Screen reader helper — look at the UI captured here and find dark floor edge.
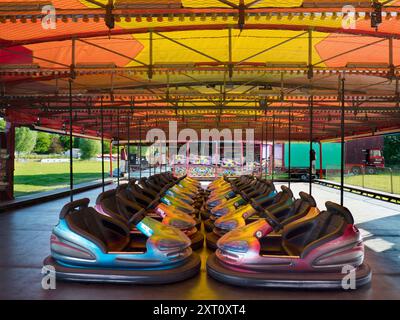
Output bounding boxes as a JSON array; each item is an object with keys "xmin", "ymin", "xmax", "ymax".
[
  {"xmin": 314, "ymin": 179, "xmax": 400, "ymax": 205},
  {"xmin": 0, "ymin": 180, "xmax": 114, "ymax": 212}
]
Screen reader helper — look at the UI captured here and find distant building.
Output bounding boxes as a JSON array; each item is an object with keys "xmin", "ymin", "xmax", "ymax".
[{"xmin": 64, "ymin": 148, "xmax": 81, "ymax": 159}]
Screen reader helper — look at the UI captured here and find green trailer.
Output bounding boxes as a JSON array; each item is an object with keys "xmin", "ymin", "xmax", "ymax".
[{"xmin": 283, "ymin": 142, "xmax": 341, "ymax": 170}]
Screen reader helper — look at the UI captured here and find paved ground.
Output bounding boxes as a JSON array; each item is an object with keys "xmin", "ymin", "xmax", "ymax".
[
  {"xmin": 283, "ymin": 182, "xmax": 400, "ymax": 272},
  {"xmin": 0, "ymin": 182, "xmax": 399, "ymax": 300}
]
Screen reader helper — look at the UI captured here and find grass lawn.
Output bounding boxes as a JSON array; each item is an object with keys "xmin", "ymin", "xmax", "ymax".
[
  {"xmin": 14, "ymin": 160, "xmax": 115, "ymax": 197},
  {"xmin": 261, "ymin": 171, "xmax": 400, "ymax": 195},
  {"xmin": 329, "ymin": 174, "xmax": 400, "ymax": 195}
]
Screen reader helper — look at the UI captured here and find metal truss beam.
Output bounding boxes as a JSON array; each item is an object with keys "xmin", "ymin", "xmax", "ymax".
[{"xmin": 3, "ymin": 24, "xmax": 400, "ymax": 49}]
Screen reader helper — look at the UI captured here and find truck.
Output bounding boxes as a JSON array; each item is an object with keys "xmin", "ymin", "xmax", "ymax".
[
  {"xmin": 270, "ymin": 136, "xmax": 385, "ymax": 178},
  {"xmin": 345, "ymin": 136, "xmax": 385, "ymax": 175}
]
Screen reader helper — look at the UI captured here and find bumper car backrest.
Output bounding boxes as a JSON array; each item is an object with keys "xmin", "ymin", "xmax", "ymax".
[
  {"xmin": 126, "ymin": 183, "xmax": 153, "ymax": 207},
  {"xmin": 270, "ymin": 185, "xmax": 293, "ymax": 205},
  {"xmin": 159, "ymin": 173, "xmax": 174, "ymax": 185},
  {"xmin": 116, "ymin": 186, "xmax": 145, "ymax": 220},
  {"xmin": 154, "ymin": 174, "xmax": 168, "ymax": 186},
  {"xmin": 264, "ymin": 181, "xmax": 276, "ymax": 193},
  {"xmin": 232, "ymin": 176, "xmax": 252, "ymax": 190},
  {"xmin": 255, "ymin": 183, "xmax": 268, "ymax": 195},
  {"xmin": 325, "ymin": 201, "xmax": 354, "ymax": 224},
  {"xmin": 62, "ymin": 200, "xmax": 130, "ymax": 252},
  {"xmin": 127, "ymin": 179, "xmax": 137, "ymax": 188},
  {"xmin": 138, "ymin": 178, "xmax": 159, "ymax": 196},
  {"xmin": 60, "ymin": 198, "xmax": 90, "ymax": 219},
  {"xmin": 282, "ymin": 202, "xmax": 354, "ymax": 258},
  {"xmin": 96, "ymin": 189, "xmax": 127, "ymax": 224},
  {"xmin": 278, "ymin": 192, "xmax": 317, "ymax": 225},
  {"xmin": 258, "ymin": 185, "xmax": 294, "ymax": 214},
  {"xmin": 137, "ymin": 178, "xmax": 158, "ymax": 197},
  {"xmin": 147, "ymin": 177, "xmax": 164, "ymax": 192}
]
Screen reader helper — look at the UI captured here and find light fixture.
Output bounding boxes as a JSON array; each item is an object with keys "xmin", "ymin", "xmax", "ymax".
[
  {"xmin": 75, "ymin": 63, "xmax": 117, "ymax": 69},
  {"xmin": 0, "ymin": 64, "xmax": 40, "ymax": 69},
  {"xmin": 265, "ymin": 62, "xmax": 307, "ymax": 68},
  {"xmin": 371, "ymin": 1, "xmax": 383, "ymax": 30},
  {"xmin": 345, "ymin": 62, "xmax": 389, "ymax": 68}
]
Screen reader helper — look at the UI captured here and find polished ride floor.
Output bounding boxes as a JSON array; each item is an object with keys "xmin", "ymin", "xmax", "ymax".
[{"xmin": 0, "ymin": 182, "xmax": 399, "ymax": 300}]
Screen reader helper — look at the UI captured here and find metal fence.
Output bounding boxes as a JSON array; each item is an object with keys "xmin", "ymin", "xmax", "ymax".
[{"xmin": 325, "ymin": 165, "xmax": 400, "ymax": 195}]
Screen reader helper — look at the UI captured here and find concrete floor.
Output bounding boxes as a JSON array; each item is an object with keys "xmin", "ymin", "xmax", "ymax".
[{"xmin": 0, "ymin": 182, "xmax": 399, "ymax": 300}]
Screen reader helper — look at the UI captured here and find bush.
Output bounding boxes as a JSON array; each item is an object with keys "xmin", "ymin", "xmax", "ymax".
[
  {"xmin": 80, "ymin": 139, "xmax": 100, "ymax": 160},
  {"xmin": 34, "ymin": 132, "xmax": 52, "ymax": 154},
  {"xmin": 384, "ymin": 134, "xmax": 400, "ymax": 167},
  {"xmin": 0, "ymin": 118, "xmax": 5, "ymax": 131},
  {"xmin": 15, "ymin": 127, "xmax": 38, "ymax": 154},
  {"xmin": 49, "ymin": 136, "xmax": 63, "ymax": 154},
  {"xmin": 59, "ymin": 135, "xmax": 74, "ymax": 151}
]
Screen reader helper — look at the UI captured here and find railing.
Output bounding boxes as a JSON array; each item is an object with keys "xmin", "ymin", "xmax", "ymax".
[{"xmin": 325, "ymin": 165, "xmax": 400, "ymax": 195}]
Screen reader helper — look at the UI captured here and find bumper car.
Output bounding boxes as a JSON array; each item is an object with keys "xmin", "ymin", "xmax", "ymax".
[
  {"xmin": 44, "ymin": 198, "xmax": 201, "ymax": 284},
  {"xmin": 206, "ymin": 176, "xmax": 251, "ymax": 199},
  {"xmin": 206, "ymin": 176, "xmax": 253, "ymax": 202},
  {"xmin": 141, "ymin": 176, "xmax": 204, "ymax": 216},
  {"xmin": 154, "ymin": 173, "xmax": 202, "ymax": 197},
  {"xmin": 207, "ymin": 201, "xmax": 371, "ymax": 289},
  {"xmin": 207, "ymin": 178, "xmax": 271, "ymax": 211},
  {"xmin": 96, "ymin": 186, "xmax": 204, "ymax": 250},
  {"xmin": 201, "ymin": 176, "xmax": 255, "ymax": 220},
  {"xmin": 203, "ymin": 181, "xmax": 277, "ymax": 232},
  {"xmin": 129, "ymin": 180, "xmax": 202, "ymax": 230},
  {"xmin": 205, "ymin": 185, "xmax": 292, "ymax": 248},
  {"xmin": 138, "ymin": 177, "xmax": 204, "ymax": 211}
]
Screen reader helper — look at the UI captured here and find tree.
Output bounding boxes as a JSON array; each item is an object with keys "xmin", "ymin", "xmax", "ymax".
[
  {"xmin": 15, "ymin": 127, "xmax": 37, "ymax": 154},
  {"xmin": 74, "ymin": 137, "xmax": 81, "ymax": 148},
  {"xmin": 59, "ymin": 135, "xmax": 74, "ymax": 151},
  {"xmin": 49, "ymin": 136, "xmax": 63, "ymax": 154},
  {"xmin": 384, "ymin": 134, "xmax": 400, "ymax": 167},
  {"xmin": 0, "ymin": 118, "xmax": 5, "ymax": 131},
  {"xmin": 34, "ymin": 132, "xmax": 52, "ymax": 154},
  {"xmin": 102, "ymin": 141, "xmax": 118, "ymax": 154},
  {"xmin": 80, "ymin": 138, "xmax": 100, "ymax": 160}
]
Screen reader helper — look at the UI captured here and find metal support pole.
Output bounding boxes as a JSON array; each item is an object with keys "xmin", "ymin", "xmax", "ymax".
[
  {"xmin": 362, "ymin": 166, "xmax": 365, "ymax": 189},
  {"xmin": 307, "ymin": 29, "xmax": 313, "ymax": 79},
  {"xmin": 319, "ymin": 141, "xmax": 323, "ymax": 179},
  {"xmin": 68, "ymin": 37, "xmax": 76, "ymax": 202},
  {"xmin": 272, "ymin": 113, "xmax": 275, "ymax": 182},
  {"xmin": 309, "ymin": 95, "xmax": 313, "ymax": 195},
  {"xmin": 148, "ymin": 30, "xmax": 153, "ymax": 80},
  {"xmin": 109, "ymin": 140, "xmax": 113, "ymax": 178},
  {"xmin": 159, "ymin": 141, "xmax": 161, "ymax": 173},
  {"xmin": 127, "ymin": 129, "xmax": 131, "ymax": 181},
  {"xmin": 265, "ymin": 116, "xmax": 268, "ymax": 179},
  {"xmin": 340, "ymin": 77, "xmax": 346, "ymax": 206},
  {"xmin": 390, "ymin": 168, "xmax": 394, "ymax": 194},
  {"xmin": 150, "ymin": 155, "xmax": 152, "ymax": 176},
  {"xmin": 101, "ymin": 97, "xmax": 105, "ymax": 192},
  {"xmin": 117, "ymin": 108, "xmax": 120, "ymax": 186},
  {"xmin": 68, "ymin": 80, "xmax": 74, "ymax": 202},
  {"xmin": 228, "ymin": 27, "xmax": 233, "ymax": 79},
  {"xmin": 262, "ymin": 123, "xmax": 265, "ymax": 178},
  {"xmin": 128, "ymin": 100, "xmax": 132, "ymax": 181},
  {"xmin": 165, "ymin": 145, "xmax": 168, "ymax": 173},
  {"xmin": 389, "ymin": 37, "xmax": 394, "ymax": 78},
  {"xmin": 288, "ymin": 105, "xmax": 292, "ymax": 188},
  {"xmin": 139, "ymin": 121, "xmax": 142, "ymax": 179},
  {"xmin": 396, "ymin": 77, "xmax": 400, "ymax": 109}
]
